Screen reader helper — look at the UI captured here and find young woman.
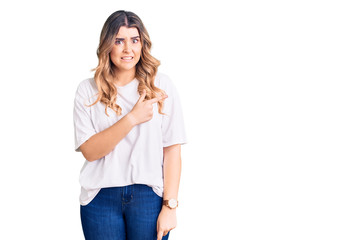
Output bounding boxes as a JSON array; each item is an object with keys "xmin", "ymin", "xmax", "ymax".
[{"xmin": 73, "ymin": 10, "xmax": 187, "ymax": 240}]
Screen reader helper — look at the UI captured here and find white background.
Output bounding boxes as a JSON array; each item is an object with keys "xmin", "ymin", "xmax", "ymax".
[{"xmin": 0, "ymin": 0, "xmax": 358, "ymax": 239}]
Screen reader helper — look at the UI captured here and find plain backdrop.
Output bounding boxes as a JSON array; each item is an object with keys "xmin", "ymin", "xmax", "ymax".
[{"xmin": 0, "ymin": 0, "xmax": 358, "ymax": 239}]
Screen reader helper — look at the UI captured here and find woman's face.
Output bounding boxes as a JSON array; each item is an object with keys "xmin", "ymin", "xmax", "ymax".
[{"xmin": 110, "ymin": 26, "xmax": 142, "ymax": 74}]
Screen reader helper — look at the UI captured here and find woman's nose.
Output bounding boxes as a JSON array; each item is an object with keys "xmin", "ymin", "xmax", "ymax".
[{"xmin": 123, "ymin": 42, "xmax": 131, "ymax": 52}]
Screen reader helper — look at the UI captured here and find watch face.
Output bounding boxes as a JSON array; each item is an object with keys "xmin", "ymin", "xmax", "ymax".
[{"xmin": 169, "ymin": 199, "xmax": 177, "ymax": 208}]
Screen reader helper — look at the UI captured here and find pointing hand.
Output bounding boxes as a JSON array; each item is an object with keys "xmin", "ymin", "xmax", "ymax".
[{"xmin": 127, "ymin": 90, "xmax": 168, "ymax": 125}]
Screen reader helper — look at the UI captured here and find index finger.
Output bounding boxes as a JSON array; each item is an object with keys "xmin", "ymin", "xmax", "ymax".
[
  {"xmin": 157, "ymin": 230, "xmax": 163, "ymax": 240},
  {"xmin": 147, "ymin": 94, "xmax": 168, "ymax": 104}
]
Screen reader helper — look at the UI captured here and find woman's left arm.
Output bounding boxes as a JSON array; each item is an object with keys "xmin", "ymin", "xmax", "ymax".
[{"xmin": 156, "ymin": 144, "xmax": 181, "ymax": 240}]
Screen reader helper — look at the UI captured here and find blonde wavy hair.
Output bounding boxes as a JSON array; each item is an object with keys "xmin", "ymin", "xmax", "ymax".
[{"xmin": 88, "ymin": 10, "xmax": 166, "ymax": 116}]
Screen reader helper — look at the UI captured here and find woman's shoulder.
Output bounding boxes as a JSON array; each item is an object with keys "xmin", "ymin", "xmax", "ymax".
[
  {"xmin": 78, "ymin": 77, "xmax": 96, "ymax": 89},
  {"xmin": 155, "ymin": 72, "xmax": 175, "ymax": 89},
  {"xmin": 76, "ymin": 77, "xmax": 97, "ymax": 94},
  {"xmin": 74, "ymin": 78, "xmax": 98, "ymax": 102}
]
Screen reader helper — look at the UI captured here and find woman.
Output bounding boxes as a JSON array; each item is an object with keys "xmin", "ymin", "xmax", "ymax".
[{"xmin": 73, "ymin": 10, "xmax": 187, "ymax": 240}]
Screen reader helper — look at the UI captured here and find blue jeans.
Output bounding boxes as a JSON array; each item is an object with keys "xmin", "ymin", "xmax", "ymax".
[{"xmin": 80, "ymin": 184, "xmax": 170, "ymax": 240}]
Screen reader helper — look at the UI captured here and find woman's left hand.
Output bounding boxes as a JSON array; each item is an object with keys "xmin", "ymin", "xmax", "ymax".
[{"xmin": 157, "ymin": 206, "xmax": 177, "ymax": 240}]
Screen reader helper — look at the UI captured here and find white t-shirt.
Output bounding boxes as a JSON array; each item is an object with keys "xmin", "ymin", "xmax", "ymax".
[{"xmin": 73, "ymin": 72, "xmax": 187, "ymax": 206}]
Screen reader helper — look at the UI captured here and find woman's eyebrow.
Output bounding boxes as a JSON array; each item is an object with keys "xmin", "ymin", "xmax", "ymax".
[{"xmin": 116, "ymin": 36, "xmax": 140, "ymax": 40}]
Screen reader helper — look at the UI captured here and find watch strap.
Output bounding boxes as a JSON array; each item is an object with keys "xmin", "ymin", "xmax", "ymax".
[{"xmin": 163, "ymin": 199, "xmax": 178, "ymax": 209}]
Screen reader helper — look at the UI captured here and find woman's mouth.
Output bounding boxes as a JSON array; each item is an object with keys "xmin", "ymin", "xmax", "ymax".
[{"xmin": 121, "ymin": 56, "xmax": 134, "ymax": 61}]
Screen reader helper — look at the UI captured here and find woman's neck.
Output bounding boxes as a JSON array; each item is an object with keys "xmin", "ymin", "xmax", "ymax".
[{"xmin": 113, "ymin": 68, "xmax": 136, "ymax": 86}]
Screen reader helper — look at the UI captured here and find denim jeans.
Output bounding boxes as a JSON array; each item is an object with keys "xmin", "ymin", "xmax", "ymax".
[{"xmin": 80, "ymin": 184, "xmax": 170, "ymax": 240}]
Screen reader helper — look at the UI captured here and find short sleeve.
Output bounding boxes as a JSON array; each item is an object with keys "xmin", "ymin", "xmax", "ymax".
[
  {"xmin": 161, "ymin": 75, "xmax": 188, "ymax": 147},
  {"xmin": 73, "ymin": 82, "xmax": 97, "ymax": 152}
]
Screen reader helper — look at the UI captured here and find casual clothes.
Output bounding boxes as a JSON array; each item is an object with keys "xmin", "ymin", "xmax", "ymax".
[
  {"xmin": 73, "ymin": 72, "xmax": 187, "ymax": 206},
  {"xmin": 80, "ymin": 184, "xmax": 170, "ymax": 240}
]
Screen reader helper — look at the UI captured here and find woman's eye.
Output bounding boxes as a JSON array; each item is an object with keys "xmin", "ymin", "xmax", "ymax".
[{"xmin": 115, "ymin": 39, "xmax": 139, "ymax": 45}]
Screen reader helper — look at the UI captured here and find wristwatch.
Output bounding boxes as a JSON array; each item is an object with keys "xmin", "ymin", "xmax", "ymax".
[{"xmin": 163, "ymin": 198, "xmax": 178, "ymax": 209}]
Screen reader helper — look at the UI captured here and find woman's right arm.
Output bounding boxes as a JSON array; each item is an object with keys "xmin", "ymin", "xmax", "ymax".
[
  {"xmin": 79, "ymin": 90, "xmax": 167, "ymax": 162},
  {"xmin": 80, "ymin": 113, "xmax": 135, "ymax": 162}
]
